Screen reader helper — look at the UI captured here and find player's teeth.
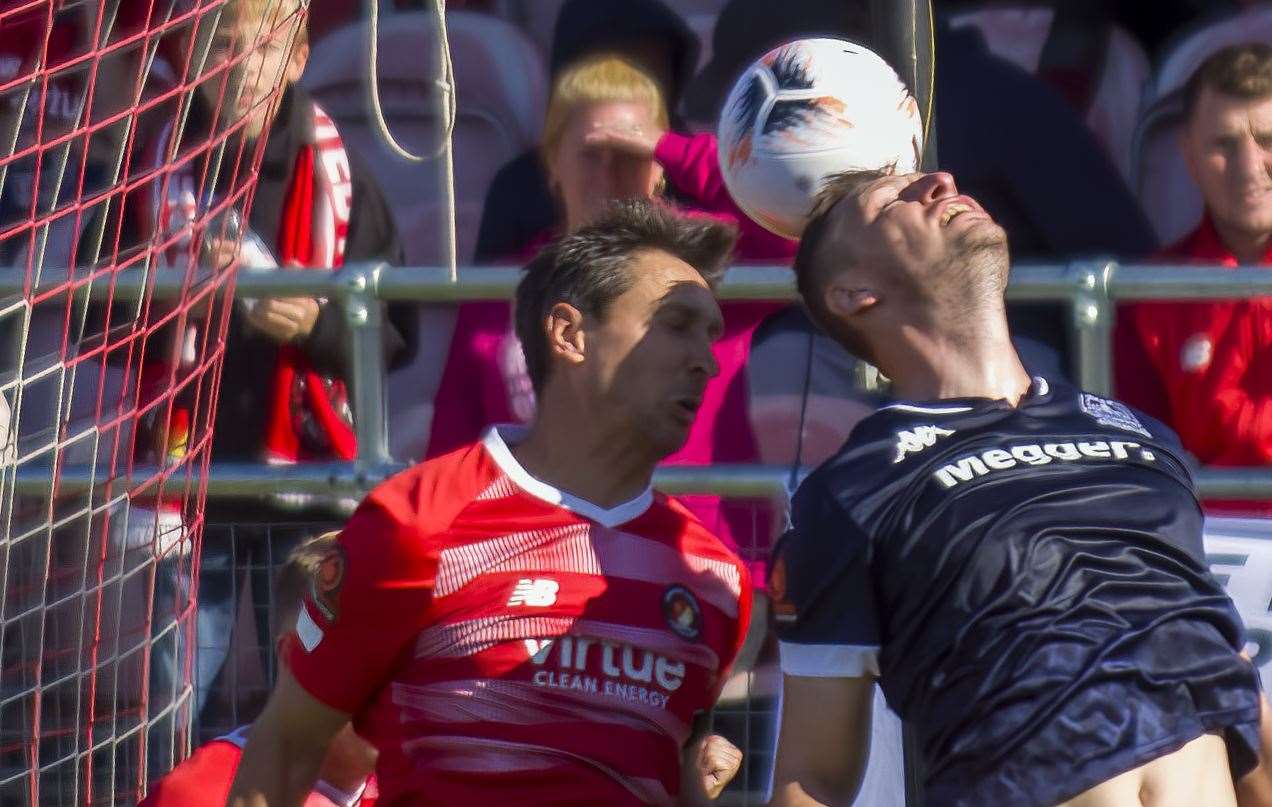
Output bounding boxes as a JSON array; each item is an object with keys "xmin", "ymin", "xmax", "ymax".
[{"xmin": 941, "ymin": 204, "xmax": 970, "ymax": 226}]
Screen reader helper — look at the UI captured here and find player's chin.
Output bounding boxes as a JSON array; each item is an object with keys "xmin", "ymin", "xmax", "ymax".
[
  {"xmin": 953, "ymin": 219, "xmax": 1007, "ymax": 253},
  {"xmin": 646, "ymin": 415, "xmax": 695, "ymax": 458}
]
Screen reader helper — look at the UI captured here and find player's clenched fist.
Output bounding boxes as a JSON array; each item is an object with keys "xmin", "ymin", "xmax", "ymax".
[{"xmin": 697, "ymin": 734, "xmax": 743, "ymax": 799}]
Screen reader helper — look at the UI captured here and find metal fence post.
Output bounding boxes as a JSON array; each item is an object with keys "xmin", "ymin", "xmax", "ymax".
[
  {"xmin": 341, "ymin": 262, "xmax": 390, "ymax": 468},
  {"xmin": 1068, "ymin": 260, "xmax": 1116, "ymax": 396}
]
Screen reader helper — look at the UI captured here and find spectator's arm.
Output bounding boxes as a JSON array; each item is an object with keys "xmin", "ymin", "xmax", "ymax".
[
  {"xmin": 226, "ymin": 668, "xmax": 349, "ymax": 807},
  {"xmin": 654, "ymin": 131, "xmax": 796, "ymax": 261},
  {"xmin": 1200, "ymin": 302, "xmax": 1272, "ymax": 465},
  {"xmin": 654, "ymin": 131, "xmax": 730, "ymax": 207}
]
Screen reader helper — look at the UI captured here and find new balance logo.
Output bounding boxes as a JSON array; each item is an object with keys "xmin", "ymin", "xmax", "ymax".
[
  {"xmin": 507, "ymin": 578, "xmax": 559, "ymax": 607},
  {"xmin": 895, "ymin": 425, "xmax": 955, "ymax": 463}
]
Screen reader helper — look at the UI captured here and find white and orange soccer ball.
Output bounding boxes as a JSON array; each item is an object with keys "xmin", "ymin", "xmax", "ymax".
[{"xmin": 717, "ymin": 37, "xmax": 925, "ymax": 239}]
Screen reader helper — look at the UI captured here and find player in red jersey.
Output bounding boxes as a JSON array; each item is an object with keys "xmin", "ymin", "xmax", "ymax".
[
  {"xmin": 229, "ymin": 200, "xmax": 752, "ymax": 806},
  {"xmin": 143, "ymin": 533, "xmax": 379, "ymax": 807}
]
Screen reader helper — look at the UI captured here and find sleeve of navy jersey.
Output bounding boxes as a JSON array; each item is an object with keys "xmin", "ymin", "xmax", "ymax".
[{"xmin": 770, "ymin": 477, "xmax": 881, "ymax": 678}]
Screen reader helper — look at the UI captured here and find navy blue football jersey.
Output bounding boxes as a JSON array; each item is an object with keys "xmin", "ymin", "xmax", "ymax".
[{"xmin": 773, "ymin": 378, "xmax": 1263, "ymax": 807}]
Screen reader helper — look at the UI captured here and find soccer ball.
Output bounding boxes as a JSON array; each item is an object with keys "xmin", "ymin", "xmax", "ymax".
[{"xmin": 717, "ymin": 37, "xmax": 924, "ymax": 239}]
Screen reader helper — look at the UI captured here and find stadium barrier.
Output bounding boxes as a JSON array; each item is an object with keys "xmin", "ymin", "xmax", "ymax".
[{"xmin": 6, "ymin": 260, "xmax": 1272, "ymax": 502}]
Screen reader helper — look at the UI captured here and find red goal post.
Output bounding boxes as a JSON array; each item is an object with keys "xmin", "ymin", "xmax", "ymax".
[{"xmin": 0, "ymin": 1, "xmax": 303, "ymax": 803}]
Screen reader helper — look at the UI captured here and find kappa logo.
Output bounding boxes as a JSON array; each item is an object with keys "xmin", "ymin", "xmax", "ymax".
[
  {"xmin": 1079, "ymin": 393, "xmax": 1151, "ymax": 438},
  {"xmin": 507, "ymin": 578, "xmax": 560, "ymax": 607},
  {"xmin": 894, "ymin": 425, "xmax": 955, "ymax": 463}
]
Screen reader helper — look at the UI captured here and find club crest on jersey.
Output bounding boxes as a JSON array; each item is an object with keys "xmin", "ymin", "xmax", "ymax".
[
  {"xmin": 309, "ymin": 543, "xmax": 346, "ymax": 622},
  {"xmin": 663, "ymin": 585, "xmax": 702, "ymax": 640},
  {"xmin": 1079, "ymin": 393, "xmax": 1150, "ymax": 438},
  {"xmin": 894, "ymin": 425, "xmax": 955, "ymax": 463}
]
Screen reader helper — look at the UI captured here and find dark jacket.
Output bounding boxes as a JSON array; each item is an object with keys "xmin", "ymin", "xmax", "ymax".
[
  {"xmin": 211, "ymin": 85, "xmax": 410, "ymax": 460},
  {"xmin": 82, "ymin": 84, "xmax": 411, "ymax": 463},
  {"xmin": 472, "ymin": 0, "xmax": 699, "ymax": 262}
]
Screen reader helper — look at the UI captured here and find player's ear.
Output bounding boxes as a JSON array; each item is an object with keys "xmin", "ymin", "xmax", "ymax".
[
  {"xmin": 545, "ymin": 302, "xmax": 587, "ymax": 368},
  {"xmin": 823, "ymin": 279, "xmax": 879, "ymax": 321}
]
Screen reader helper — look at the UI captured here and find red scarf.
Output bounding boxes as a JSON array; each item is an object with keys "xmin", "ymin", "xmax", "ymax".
[
  {"xmin": 262, "ymin": 104, "xmax": 356, "ymax": 463},
  {"xmin": 140, "ymin": 102, "xmax": 355, "ymax": 471}
]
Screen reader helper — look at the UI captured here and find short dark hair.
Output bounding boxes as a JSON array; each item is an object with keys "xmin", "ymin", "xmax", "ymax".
[
  {"xmin": 793, "ymin": 168, "xmax": 894, "ymax": 327},
  {"xmin": 271, "ymin": 531, "xmax": 340, "ymax": 642},
  {"xmin": 514, "ymin": 199, "xmax": 738, "ymax": 395},
  {"xmin": 1183, "ymin": 43, "xmax": 1272, "ymax": 119}
]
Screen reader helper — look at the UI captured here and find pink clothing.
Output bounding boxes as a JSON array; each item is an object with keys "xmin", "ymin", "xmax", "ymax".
[
  {"xmin": 653, "ymin": 131, "xmax": 799, "ymax": 260},
  {"xmin": 430, "ymin": 132, "xmax": 797, "ymax": 576}
]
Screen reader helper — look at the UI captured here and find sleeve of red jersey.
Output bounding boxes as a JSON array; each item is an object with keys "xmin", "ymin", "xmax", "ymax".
[
  {"xmin": 709, "ymin": 561, "xmax": 754, "ymax": 704},
  {"xmin": 287, "ymin": 497, "xmax": 437, "ymax": 714},
  {"xmin": 1203, "ymin": 300, "xmax": 1272, "ymax": 465}
]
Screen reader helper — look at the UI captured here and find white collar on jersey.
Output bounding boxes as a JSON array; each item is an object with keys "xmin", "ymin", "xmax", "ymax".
[
  {"xmin": 481, "ymin": 425, "xmax": 654, "ymax": 528},
  {"xmin": 877, "ymin": 376, "xmax": 1050, "ymax": 415}
]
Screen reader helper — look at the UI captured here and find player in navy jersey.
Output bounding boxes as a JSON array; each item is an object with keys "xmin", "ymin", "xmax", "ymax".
[{"xmin": 768, "ymin": 169, "xmax": 1272, "ymax": 807}]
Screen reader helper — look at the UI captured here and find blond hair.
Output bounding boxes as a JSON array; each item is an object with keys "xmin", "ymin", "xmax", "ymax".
[
  {"xmin": 541, "ymin": 55, "xmax": 669, "ymax": 172},
  {"xmin": 226, "ymin": 0, "xmax": 308, "ymax": 48}
]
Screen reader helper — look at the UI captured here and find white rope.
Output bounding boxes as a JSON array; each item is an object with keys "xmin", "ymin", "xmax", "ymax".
[
  {"xmin": 366, "ymin": 0, "xmax": 456, "ymax": 160},
  {"xmin": 367, "ymin": 0, "xmax": 458, "ymax": 279}
]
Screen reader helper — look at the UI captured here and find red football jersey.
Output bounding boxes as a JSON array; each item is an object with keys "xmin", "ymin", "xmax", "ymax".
[
  {"xmin": 288, "ymin": 426, "xmax": 752, "ymax": 806},
  {"xmin": 139, "ymin": 726, "xmax": 376, "ymax": 807}
]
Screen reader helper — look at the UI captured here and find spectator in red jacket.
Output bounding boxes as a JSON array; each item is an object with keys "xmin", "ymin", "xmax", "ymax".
[
  {"xmin": 1117, "ymin": 43, "xmax": 1272, "ymax": 510},
  {"xmin": 141, "ymin": 532, "xmax": 380, "ymax": 807}
]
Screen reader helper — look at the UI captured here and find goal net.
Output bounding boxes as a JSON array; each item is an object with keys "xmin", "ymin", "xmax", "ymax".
[{"xmin": 0, "ymin": 1, "xmax": 302, "ymax": 803}]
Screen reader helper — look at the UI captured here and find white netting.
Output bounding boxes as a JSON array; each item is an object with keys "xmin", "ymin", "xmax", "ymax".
[{"xmin": 0, "ymin": 1, "xmax": 302, "ymax": 802}]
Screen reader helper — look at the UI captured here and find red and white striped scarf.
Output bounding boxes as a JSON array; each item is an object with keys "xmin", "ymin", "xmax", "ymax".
[{"xmin": 142, "ymin": 102, "xmax": 356, "ymax": 468}]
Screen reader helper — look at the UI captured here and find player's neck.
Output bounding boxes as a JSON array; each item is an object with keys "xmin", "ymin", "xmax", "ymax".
[
  {"xmin": 511, "ymin": 407, "xmax": 658, "ymax": 510},
  {"xmin": 882, "ymin": 321, "xmax": 1032, "ymax": 405}
]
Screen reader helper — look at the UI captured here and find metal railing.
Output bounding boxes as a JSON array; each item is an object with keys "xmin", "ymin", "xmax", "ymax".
[{"xmin": 7, "ymin": 260, "xmax": 1272, "ymax": 502}]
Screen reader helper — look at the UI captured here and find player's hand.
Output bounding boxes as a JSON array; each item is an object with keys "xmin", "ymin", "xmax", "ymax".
[
  {"xmin": 582, "ymin": 121, "xmax": 665, "ymax": 160},
  {"xmin": 697, "ymin": 733, "xmax": 743, "ymax": 799}
]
